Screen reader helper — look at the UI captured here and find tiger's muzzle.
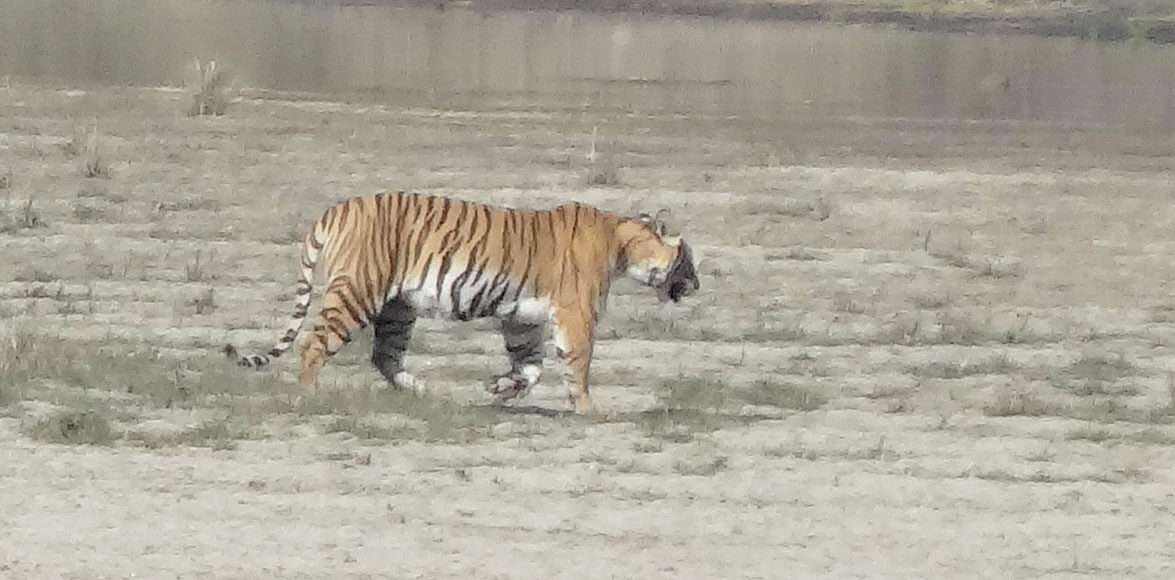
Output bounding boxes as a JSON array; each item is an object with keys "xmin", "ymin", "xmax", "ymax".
[{"xmin": 655, "ymin": 241, "xmax": 700, "ymax": 304}]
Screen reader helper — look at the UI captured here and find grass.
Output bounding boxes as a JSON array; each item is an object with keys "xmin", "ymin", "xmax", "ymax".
[
  {"xmin": 185, "ymin": 250, "xmax": 210, "ymax": 282},
  {"xmin": 0, "ymin": 198, "xmax": 46, "ymax": 233},
  {"xmin": 190, "ymin": 287, "xmax": 217, "ymax": 315},
  {"xmin": 22, "ymin": 408, "xmax": 117, "ymax": 446},
  {"xmin": 585, "ymin": 162, "xmax": 621, "ymax": 187},
  {"xmin": 738, "ymin": 379, "xmax": 826, "ymax": 411},
  {"xmin": 656, "ymin": 374, "xmax": 726, "ymax": 412},
  {"xmin": 81, "ymin": 125, "xmax": 109, "ymax": 178},
  {"xmin": 983, "ymin": 390, "xmax": 1057, "ymax": 417},
  {"xmin": 323, "ymin": 415, "xmax": 411, "ymax": 441},
  {"xmin": 766, "ymin": 246, "xmax": 823, "ymax": 261},
  {"xmin": 737, "ymin": 196, "xmax": 833, "ymax": 221},
  {"xmin": 912, "ymin": 354, "xmax": 1017, "ymax": 379},
  {"xmin": 1066, "ymin": 425, "xmax": 1115, "ymax": 443},
  {"xmin": 188, "ymin": 58, "xmax": 231, "ymax": 116},
  {"xmin": 1051, "ymin": 353, "xmax": 1138, "ymax": 396},
  {"xmin": 673, "ymin": 454, "xmax": 729, "ymax": 476},
  {"xmin": 125, "ymin": 418, "xmax": 250, "ymax": 450},
  {"xmin": 1, "ymin": 329, "xmax": 509, "ymax": 445}
]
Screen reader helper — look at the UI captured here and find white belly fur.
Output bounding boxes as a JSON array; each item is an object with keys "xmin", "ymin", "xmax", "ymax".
[{"xmin": 399, "ymin": 279, "xmax": 551, "ymax": 324}]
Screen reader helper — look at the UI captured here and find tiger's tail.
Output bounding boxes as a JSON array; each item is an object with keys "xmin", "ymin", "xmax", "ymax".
[{"xmin": 223, "ymin": 217, "xmax": 332, "ymax": 369}]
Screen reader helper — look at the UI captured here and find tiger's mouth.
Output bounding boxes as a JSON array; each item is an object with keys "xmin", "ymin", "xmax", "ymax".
[{"xmin": 655, "ymin": 242, "xmax": 699, "ymax": 304}]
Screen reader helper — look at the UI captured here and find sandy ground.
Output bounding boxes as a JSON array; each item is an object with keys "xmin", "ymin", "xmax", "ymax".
[{"xmin": 3, "ymin": 80, "xmax": 1175, "ymax": 578}]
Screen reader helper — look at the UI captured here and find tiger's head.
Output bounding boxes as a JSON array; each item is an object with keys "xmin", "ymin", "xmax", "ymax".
[{"xmin": 617, "ymin": 209, "xmax": 700, "ymax": 304}]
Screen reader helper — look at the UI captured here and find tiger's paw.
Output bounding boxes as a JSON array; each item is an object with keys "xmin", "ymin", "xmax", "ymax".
[
  {"xmin": 392, "ymin": 371, "xmax": 427, "ymax": 395},
  {"xmin": 486, "ymin": 371, "xmax": 536, "ymax": 402}
]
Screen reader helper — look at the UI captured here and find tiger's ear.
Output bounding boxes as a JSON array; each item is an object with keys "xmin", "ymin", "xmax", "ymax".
[
  {"xmin": 636, "ymin": 212, "xmax": 659, "ymax": 232},
  {"xmin": 654, "ymin": 208, "xmax": 677, "ymax": 236}
]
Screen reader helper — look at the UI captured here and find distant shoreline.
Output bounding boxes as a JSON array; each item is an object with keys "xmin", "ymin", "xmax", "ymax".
[{"xmin": 307, "ymin": 0, "xmax": 1175, "ymax": 44}]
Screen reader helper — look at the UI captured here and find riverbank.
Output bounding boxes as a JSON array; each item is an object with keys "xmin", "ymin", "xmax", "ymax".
[{"xmin": 334, "ymin": 0, "xmax": 1175, "ymax": 44}]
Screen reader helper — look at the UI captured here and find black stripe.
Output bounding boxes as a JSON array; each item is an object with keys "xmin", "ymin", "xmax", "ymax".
[
  {"xmin": 466, "ymin": 284, "xmax": 489, "ymax": 321},
  {"xmin": 436, "ymin": 247, "xmax": 458, "ymax": 298}
]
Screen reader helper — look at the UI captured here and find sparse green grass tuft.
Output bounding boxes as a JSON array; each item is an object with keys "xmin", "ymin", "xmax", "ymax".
[
  {"xmin": 81, "ymin": 126, "xmax": 109, "ymax": 178},
  {"xmin": 1, "ymin": 199, "xmax": 46, "ymax": 233},
  {"xmin": 23, "ymin": 408, "xmax": 117, "ymax": 446},
  {"xmin": 126, "ymin": 418, "xmax": 247, "ymax": 450},
  {"xmin": 767, "ymin": 246, "xmax": 822, "ymax": 261},
  {"xmin": 1067, "ymin": 425, "xmax": 1115, "ymax": 443},
  {"xmin": 1053, "ymin": 353, "xmax": 1137, "ymax": 396},
  {"xmin": 739, "ymin": 196, "xmax": 832, "ymax": 221},
  {"xmin": 738, "ymin": 379, "xmax": 826, "ymax": 411},
  {"xmin": 190, "ymin": 287, "xmax": 217, "ymax": 315},
  {"xmin": 673, "ymin": 454, "xmax": 729, "ymax": 476},
  {"xmin": 912, "ymin": 354, "xmax": 1017, "ymax": 379},
  {"xmin": 657, "ymin": 375, "xmax": 726, "ymax": 412},
  {"xmin": 585, "ymin": 162, "xmax": 621, "ymax": 187},
  {"xmin": 295, "ymin": 387, "xmax": 501, "ymax": 444},
  {"xmin": 324, "ymin": 416, "xmax": 409, "ymax": 441},
  {"xmin": 983, "ymin": 390, "xmax": 1056, "ymax": 417},
  {"xmin": 185, "ymin": 250, "xmax": 210, "ymax": 282}
]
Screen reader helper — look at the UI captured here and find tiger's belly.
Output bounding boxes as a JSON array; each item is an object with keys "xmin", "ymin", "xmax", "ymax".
[{"xmin": 399, "ymin": 287, "xmax": 551, "ymax": 324}]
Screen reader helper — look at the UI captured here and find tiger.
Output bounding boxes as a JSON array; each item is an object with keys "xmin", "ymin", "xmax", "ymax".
[{"xmin": 223, "ymin": 191, "xmax": 700, "ymax": 415}]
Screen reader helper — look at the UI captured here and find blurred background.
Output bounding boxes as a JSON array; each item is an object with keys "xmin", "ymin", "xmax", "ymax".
[{"xmin": 4, "ymin": 0, "xmax": 1175, "ymax": 131}]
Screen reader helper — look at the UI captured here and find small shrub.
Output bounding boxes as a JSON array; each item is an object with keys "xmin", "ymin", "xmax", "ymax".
[
  {"xmin": 23, "ymin": 408, "xmax": 116, "ymax": 446},
  {"xmin": 1, "ymin": 199, "xmax": 46, "ymax": 233},
  {"xmin": 190, "ymin": 288, "xmax": 216, "ymax": 315},
  {"xmin": 585, "ymin": 162, "xmax": 621, "ymax": 187},
  {"xmin": 983, "ymin": 390, "xmax": 1055, "ymax": 417},
  {"xmin": 324, "ymin": 416, "xmax": 405, "ymax": 441},
  {"xmin": 739, "ymin": 379, "xmax": 826, "ymax": 411},
  {"xmin": 71, "ymin": 202, "xmax": 108, "ymax": 223},
  {"xmin": 673, "ymin": 454, "xmax": 729, "ymax": 476},
  {"xmin": 1053, "ymin": 353, "xmax": 1137, "ymax": 396},
  {"xmin": 81, "ymin": 126, "xmax": 109, "ymax": 178},
  {"xmin": 913, "ymin": 354, "xmax": 1017, "ymax": 379},
  {"xmin": 832, "ymin": 291, "xmax": 866, "ymax": 314},
  {"xmin": 185, "ymin": 255, "xmax": 205, "ymax": 280},
  {"xmin": 657, "ymin": 375, "xmax": 726, "ymax": 412},
  {"xmin": 1066, "ymin": 425, "xmax": 1115, "ymax": 443},
  {"xmin": 813, "ymin": 196, "xmax": 834, "ymax": 221},
  {"xmin": 188, "ymin": 58, "xmax": 231, "ymax": 116}
]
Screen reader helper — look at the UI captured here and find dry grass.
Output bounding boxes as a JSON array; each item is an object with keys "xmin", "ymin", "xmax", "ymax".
[
  {"xmin": 738, "ymin": 379, "xmax": 827, "ymax": 411},
  {"xmin": 80, "ymin": 125, "xmax": 109, "ymax": 179},
  {"xmin": 125, "ymin": 418, "xmax": 246, "ymax": 450},
  {"xmin": 0, "ymin": 198, "xmax": 46, "ymax": 233},
  {"xmin": 912, "ymin": 354, "xmax": 1018, "ymax": 379},
  {"xmin": 983, "ymin": 389, "xmax": 1057, "ymax": 417},
  {"xmin": 188, "ymin": 58, "xmax": 232, "ymax": 116},
  {"xmin": 22, "ymin": 408, "xmax": 117, "ymax": 446}
]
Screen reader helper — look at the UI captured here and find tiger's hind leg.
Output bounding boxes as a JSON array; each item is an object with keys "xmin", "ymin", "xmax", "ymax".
[
  {"xmin": 371, "ymin": 298, "xmax": 424, "ymax": 393},
  {"xmin": 298, "ymin": 276, "xmax": 372, "ymax": 393},
  {"xmin": 487, "ymin": 317, "xmax": 545, "ymax": 402}
]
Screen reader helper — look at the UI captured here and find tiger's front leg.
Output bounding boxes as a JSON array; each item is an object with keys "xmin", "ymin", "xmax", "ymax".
[
  {"xmin": 553, "ymin": 308, "xmax": 595, "ymax": 415},
  {"xmin": 488, "ymin": 317, "xmax": 544, "ymax": 402}
]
